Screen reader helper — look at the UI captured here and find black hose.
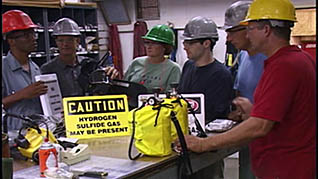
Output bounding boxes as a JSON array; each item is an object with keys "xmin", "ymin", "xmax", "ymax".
[
  {"xmin": 170, "ymin": 111, "xmax": 193, "ymax": 176},
  {"xmin": 128, "ymin": 103, "xmax": 145, "ymax": 160}
]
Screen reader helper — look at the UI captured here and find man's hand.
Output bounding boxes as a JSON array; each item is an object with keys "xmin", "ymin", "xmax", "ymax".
[
  {"xmin": 232, "ymin": 97, "xmax": 253, "ymax": 120},
  {"xmin": 103, "ymin": 66, "xmax": 120, "ymax": 79},
  {"xmin": 174, "ymin": 135, "xmax": 205, "ymax": 153},
  {"xmin": 2, "ymin": 81, "xmax": 48, "ymax": 109},
  {"xmin": 228, "ymin": 109, "xmax": 243, "ymax": 121},
  {"xmin": 20, "ymin": 81, "xmax": 48, "ymax": 99}
]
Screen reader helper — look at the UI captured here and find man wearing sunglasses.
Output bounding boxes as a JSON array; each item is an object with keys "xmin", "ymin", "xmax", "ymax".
[
  {"xmin": 2, "ymin": 10, "xmax": 48, "ymax": 131},
  {"xmin": 178, "ymin": 16, "xmax": 233, "ymax": 179},
  {"xmin": 219, "ymin": 2, "xmax": 267, "ymax": 179}
]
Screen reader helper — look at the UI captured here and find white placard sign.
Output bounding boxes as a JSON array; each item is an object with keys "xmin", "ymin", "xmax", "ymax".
[{"xmin": 35, "ymin": 74, "xmax": 63, "ymax": 118}]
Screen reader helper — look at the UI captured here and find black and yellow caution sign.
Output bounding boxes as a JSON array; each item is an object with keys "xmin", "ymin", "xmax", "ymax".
[{"xmin": 63, "ymin": 95, "xmax": 130, "ymax": 139}]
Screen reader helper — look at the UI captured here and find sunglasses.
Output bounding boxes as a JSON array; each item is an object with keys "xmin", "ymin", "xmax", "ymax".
[
  {"xmin": 10, "ymin": 30, "xmax": 38, "ymax": 39},
  {"xmin": 183, "ymin": 39, "xmax": 206, "ymax": 46}
]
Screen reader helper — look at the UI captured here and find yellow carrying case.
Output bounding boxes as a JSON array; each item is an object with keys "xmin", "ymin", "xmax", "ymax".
[
  {"xmin": 128, "ymin": 97, "xmax": 189, "ymax": 158},
  {"xmin": 129, "ymin": 99, "xmax": 173, "ymax": 157}
]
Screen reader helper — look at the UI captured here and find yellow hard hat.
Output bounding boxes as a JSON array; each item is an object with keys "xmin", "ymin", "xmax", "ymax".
[{"xmin": 241, "ymin": 0, "xmax": 296, "ymax": 24}]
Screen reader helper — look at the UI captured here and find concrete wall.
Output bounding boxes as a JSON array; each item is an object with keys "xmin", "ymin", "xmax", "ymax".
[{"xmin": 95, "ymin": 0, "xmax": 316, "ymax": 73}]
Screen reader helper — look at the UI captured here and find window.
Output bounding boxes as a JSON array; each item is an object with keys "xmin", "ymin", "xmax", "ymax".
[
  {"xmin": 136, "ymin": 0, "xmax": 160, "ymax": 20},
  {"xmin": 97, "ymin": 0, "xmax": 130, "ymax": 25}
]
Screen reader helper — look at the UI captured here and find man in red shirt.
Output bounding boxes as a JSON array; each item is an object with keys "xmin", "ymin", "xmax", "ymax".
[{"xmin": 175, "ymin": 0, "xmax": 316, "ymax": 178}]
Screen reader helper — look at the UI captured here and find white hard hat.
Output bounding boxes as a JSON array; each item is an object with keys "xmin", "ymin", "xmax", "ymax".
[
  {"xmin": 183, "ymin": 16, "xmax": 219, "ymax": 41},
  {"xmin": 220, "ymin": 1, "xmax": 251, "ymax": 30},
  {"xmin": 52, "ymin": 18, "xmax": 80, "ymax": 36}
]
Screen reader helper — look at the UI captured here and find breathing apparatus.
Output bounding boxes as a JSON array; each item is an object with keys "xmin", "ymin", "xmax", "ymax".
[
  {"xmin": 76, "ymin": 45, "xmax": 148, "ymax": 110},
  {"xmin": 77, "ymin": 52, "xmax": 110, "ymax": 94},
  {"xmin": 3, "ymin": 112, "xmax": 58, "ymax": 163},
  {"xmin": 87, "ymin": 68, "xmax": 147, "ymax": 109},
  {"xmin": 84, "ymin": 51, "xmax": 147, "ymax": 109},
  {"xmin": 128, "ymin": 87, "xmax": 176, "ymax": 158},
  {"xmin": 128, "ymin": 83, "xmax": 208, "ymax": 177}
]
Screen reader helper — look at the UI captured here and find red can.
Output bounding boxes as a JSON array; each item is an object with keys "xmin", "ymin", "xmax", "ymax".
[{"xmin": 39, "ymin": 138, "xmax": 58, "ymax": 177}]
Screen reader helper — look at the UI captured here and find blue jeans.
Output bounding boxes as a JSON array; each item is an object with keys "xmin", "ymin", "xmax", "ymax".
[{"xmin": 239, "ymin": 146, "xmax": 255, "ymax": 179}]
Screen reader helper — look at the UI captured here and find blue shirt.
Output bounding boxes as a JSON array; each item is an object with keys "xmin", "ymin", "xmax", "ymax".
[
  {"xmin": 2, "ymin": 52, "xmax": 43, "ymax": 130},
  {"xmin": 233, "ymin": 51, "xmax": 267, "ymax": 103}
]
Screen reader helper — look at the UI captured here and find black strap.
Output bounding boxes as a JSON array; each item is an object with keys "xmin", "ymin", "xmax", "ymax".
[
  {"xmin": 171, "ymin": 98, "xmax": 183, "ymax": 107},
  {"xmin": 178, "ymin": 95, "xmax": 207, "ymax": 138},
  {"xmin": 5, "ymin": 113, "xmax": 42, "ymax": 134},
  {"xmin": 128, "ymin": 104, "xmax": 144, "ymax": 160},
  {"xmin": 170, "ymin": 111, "xmax": 193, "ymax": 176},
  {"xmin": 152, "ymin": 103, "xmax": 173, "ymax": 127},
  {"xmin": 97, "ymin": 51, "xmax": 110, "ymax": 67}
]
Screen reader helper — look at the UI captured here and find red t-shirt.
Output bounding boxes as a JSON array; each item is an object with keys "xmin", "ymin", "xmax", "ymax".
[{"xmin": 250, "ymin": 45, "xmax": 316, "ymax": 178}]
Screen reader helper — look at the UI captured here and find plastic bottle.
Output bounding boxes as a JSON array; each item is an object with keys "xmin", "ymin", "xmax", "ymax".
[{"xmin": 46, "ymin": 151, "xmax": 56, "ymax": 168}]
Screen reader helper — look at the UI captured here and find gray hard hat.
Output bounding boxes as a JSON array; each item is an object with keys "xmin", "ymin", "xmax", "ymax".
[
  {"xmin": 183, "ymin": 16, "xmax": 219, "ymax": 41},
  {"xmin": 52, "ymin": 18, "xmax": 80, "ymax": 36},
  {"xmin": 220, "ymin": 1, "xmax": 252, "ymax": 30}
]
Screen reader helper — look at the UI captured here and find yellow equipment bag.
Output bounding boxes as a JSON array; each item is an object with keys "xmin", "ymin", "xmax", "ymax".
[
  {"xmin": 128, "ymin": 95, "xmax": 194, "ymax": 177},
  {"xmin": 128, "ymin": 96, "xmax": 189, "ymax": 159},
  {"xmin": 129, "ymin": 99, "xmax": 173, "ymax": 157}
]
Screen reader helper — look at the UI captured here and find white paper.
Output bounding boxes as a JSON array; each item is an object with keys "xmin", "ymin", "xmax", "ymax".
[{"xmin": 35, "ymin": 74, "xmax": 63, "ymax": 118}]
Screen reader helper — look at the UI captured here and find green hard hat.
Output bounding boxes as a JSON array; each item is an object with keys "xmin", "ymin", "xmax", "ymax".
[{"xmin": 142, "ymin": 25, "xmax": 175, "ymax": 46}]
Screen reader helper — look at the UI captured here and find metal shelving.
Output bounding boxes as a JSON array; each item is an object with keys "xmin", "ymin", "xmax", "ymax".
[{"xmin": 2, "ymin": 5, "xmax": 99, "ymax": 67}]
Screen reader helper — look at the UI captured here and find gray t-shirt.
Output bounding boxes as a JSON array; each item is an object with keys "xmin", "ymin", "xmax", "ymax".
[
  {"xmin": 2, "ymin": 51, "xmax": 43, "ymax": 130},
  {"xmin": 124, "ymin": 56, "xmax": 181, "ymax": 93}
]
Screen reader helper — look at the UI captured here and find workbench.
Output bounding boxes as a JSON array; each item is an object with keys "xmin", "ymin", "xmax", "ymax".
[{"xmin": 12, "ymin": 136, "xmax": 239, "ymax": 178}]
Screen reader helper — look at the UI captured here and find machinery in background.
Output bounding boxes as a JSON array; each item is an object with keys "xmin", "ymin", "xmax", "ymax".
[
  {"xmin": 88, "ymin": 68, "xmax": 147, "ymax": 109},
  {"xmin": 77, "ymin": 51, "xmax": 148, "ymax": 110}
]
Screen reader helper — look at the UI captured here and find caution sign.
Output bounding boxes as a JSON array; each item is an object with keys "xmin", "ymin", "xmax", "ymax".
[{"xmin": 63, "ymin": 95, "xmax": 130, "ymax": 139}]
